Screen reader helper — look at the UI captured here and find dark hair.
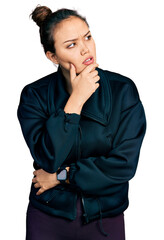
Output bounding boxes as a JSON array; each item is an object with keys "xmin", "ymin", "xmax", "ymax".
[{"xmin": 30, "ymin": 5, "xmax": 89, "ymax": 54}]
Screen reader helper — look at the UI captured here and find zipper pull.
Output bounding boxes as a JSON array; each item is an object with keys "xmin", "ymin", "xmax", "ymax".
[{"xmin": 80, "ymin": 192, "xmax": 88, "ymax": 224}]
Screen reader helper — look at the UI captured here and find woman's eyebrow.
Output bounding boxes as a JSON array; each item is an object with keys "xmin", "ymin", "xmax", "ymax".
[{"xmin": 63, "ymin": 30, "xmax": 90, "ymax": 44}]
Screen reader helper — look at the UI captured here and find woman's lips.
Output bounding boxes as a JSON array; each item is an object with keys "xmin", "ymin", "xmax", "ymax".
[{"xmin": 83, "ymin": 57, "xmax": 94, "ymax": 65}]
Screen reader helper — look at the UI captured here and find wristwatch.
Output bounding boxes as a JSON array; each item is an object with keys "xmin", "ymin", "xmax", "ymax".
[{"xmin": 57, "ymin": 167, "xmax": 68, "ymax": 184}]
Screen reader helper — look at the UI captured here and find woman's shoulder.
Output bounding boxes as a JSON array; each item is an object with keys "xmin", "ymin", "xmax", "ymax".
[
  {"xmin": 18, "ymin": 71, "xmax": 58, "ymax": 109},
  {"xmin": 98, "ymin": 67, "xmax": 135, "ymax": 87},
  {"xmin": 99, "ymin": 67, "xmax": 139, "ymax": 96},
  {"xmin": 23, "ymin": 71, "xmax": 57, "ymax": 90},
  {"xmin": 98, "ymin": 67, "xmax": 140, "ymax": 106},
  {"xmin": 19, "ymin": 71, "xmax": 58, "ymax": 99}
]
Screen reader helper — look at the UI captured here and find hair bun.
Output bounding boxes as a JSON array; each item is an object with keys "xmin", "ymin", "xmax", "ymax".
[{"xmin": 31, "ymin": 5, "xmax": 52, "ymax": 27}]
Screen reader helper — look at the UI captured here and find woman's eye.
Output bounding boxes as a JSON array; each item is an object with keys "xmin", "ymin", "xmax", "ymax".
[
  {"xmin": 85, "ymin": 35, "xmax": 92, "ymax": 40},
  {"xmin": 67, "ymin": 35, "xmax": 92, "ymax": 49},
  {"xmin": 67, "ymin": 43, "xmax": 75, "ymax": 49}
]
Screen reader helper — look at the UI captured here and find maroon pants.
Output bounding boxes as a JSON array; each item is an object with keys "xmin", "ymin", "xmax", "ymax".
[{"xmin": 26, "ymin": 195, "xmax": 125, "ymax": 240}]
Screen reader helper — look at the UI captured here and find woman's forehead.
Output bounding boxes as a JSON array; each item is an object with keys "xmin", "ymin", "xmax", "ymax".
[{"xmin": 54, "ymin": 16, "xmax": 89, "ymax": 42}]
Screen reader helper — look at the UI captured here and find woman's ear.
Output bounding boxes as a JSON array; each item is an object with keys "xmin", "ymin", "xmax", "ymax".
[{"xmin": 46, "ymin": 51, "xmax": 59, "ymax": 64}]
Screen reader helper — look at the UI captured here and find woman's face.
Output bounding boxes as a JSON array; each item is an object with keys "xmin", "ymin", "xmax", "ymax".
[{"xmin": 52, "ymin": 16, "xmax": 97, "ymax": 74}]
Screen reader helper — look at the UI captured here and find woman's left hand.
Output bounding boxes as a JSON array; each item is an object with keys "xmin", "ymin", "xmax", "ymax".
[{"xmin": 32, "ymin": 169, "xmax": 60, "ymax": 195}]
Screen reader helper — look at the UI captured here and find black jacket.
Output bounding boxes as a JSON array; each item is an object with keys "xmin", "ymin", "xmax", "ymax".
[{"xmin": 17, "ymin": 66, "xmax": 146, "ymax": 224}]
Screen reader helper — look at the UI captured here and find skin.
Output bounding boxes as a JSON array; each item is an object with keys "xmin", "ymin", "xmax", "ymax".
[
  {"xmin": 32, "ymin": 167, "xmax": 70, "ymax": 195},
  {"xmin": 46, "ymin": 16, "xmax": 97, "ymax": 95},
  {"xmin": 33, "ymin": 16, "xmax": 98, "ymax": 195}
]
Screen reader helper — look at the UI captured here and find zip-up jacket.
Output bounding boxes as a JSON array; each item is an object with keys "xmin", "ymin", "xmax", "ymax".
[{"xmin": 17, "ymin": 66, "xmax": 146, "ymax": 225}]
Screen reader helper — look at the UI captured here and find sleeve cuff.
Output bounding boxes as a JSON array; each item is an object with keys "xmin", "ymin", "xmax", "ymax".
[
  {"xmin": 69, "ymin": 163, "xmax": 78, "ymax": 185},
  {"xmin": 56, "ymin": 108, "xmax": 81, "ymax": 124}
]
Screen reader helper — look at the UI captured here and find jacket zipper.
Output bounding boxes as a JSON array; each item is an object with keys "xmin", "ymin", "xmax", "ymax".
[
  {"xmin": 81, "ymin": 192, "xmax": 89, "ymax": 224},
  {"xmin": 78, "ymin": 125, "xmax": 89, "ymax": 224},
  {"xmin": 78, "ymin": 125, "xmax": 82, "ymax": 159}
]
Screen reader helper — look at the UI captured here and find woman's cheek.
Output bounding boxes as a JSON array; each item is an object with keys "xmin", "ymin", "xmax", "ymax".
[
  {"xmin": 61, "ymin": 59, "xmax": 73, "ymax": 70},
  {"xmin": 73, "ymin": 61, "xmax": 87, "ymax": 74}
]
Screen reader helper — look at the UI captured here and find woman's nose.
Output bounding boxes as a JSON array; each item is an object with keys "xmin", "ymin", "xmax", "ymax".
[{"xmin": 80, "ymin": 43, "xmax": 89, "ymax": 55}]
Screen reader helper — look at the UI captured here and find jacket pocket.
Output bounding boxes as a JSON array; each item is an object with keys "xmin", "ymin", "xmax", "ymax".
[{"xmin": 30, "ymin": 183, "xmax": 64, "ymax": 205}]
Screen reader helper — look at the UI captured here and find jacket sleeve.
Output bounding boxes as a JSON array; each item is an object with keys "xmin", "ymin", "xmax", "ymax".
[
  {"xmin": 17, "ymin": 85, "xmax": 81, "ymax": 173},
  {"xmin": 70, "ymin": 82, "xmax": 146, "ymax": 195}
]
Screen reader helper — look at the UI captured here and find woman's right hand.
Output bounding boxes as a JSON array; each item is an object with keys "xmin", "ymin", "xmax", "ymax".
[{"xmin": 70, "ymin": 63, "xmax": 100, "ymax": 105}]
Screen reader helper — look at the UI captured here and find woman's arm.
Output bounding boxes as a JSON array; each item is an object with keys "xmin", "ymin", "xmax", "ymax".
[
  {"xmin": 32, "ymin": 167, "xmax": 70, "ymax": 195},
  {"xmin": 17, "ymin": 84, "xmax": 81, "ymax": 174},
  {"xmin": 17, "ymin": 64, "xmax": 99, "ymax": 174},
  {"xmin": 31, "ymin": 98, "xmax": 146, "ymax": 196},
  {"xmin": 69, "ymin": 83, "xmax": 147, "ymax": 196}
]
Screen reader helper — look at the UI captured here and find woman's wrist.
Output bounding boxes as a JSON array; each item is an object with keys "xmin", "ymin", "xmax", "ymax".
[{"xmin": 64, "ymin": 93, "xmax": 83, "ymax": 115}]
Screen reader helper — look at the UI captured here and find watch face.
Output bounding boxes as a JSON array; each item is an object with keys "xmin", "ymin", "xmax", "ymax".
[{"xmin": 57, "ymin": 169, "xmax": 67, "ymax": 181}]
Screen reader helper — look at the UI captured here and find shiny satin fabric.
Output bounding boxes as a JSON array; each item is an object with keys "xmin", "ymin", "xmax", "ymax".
[{"xmin": 17, "ymin": 66, "xmax": 146, "ymax": 224}]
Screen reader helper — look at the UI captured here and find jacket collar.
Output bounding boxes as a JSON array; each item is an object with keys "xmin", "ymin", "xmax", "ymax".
[{"xmin": 50, "ymin": 66, "xmax": 112, "ymax": 126}]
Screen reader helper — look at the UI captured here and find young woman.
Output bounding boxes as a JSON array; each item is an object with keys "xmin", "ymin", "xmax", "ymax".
[{"xmin": 17, "ymin": 5, "xmax": 146, "ymax": 240}]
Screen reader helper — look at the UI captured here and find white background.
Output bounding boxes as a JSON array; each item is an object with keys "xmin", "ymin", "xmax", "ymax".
[{"xmin": 1, "ymin": 0, "xmax": 164, "ymax": 239}]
